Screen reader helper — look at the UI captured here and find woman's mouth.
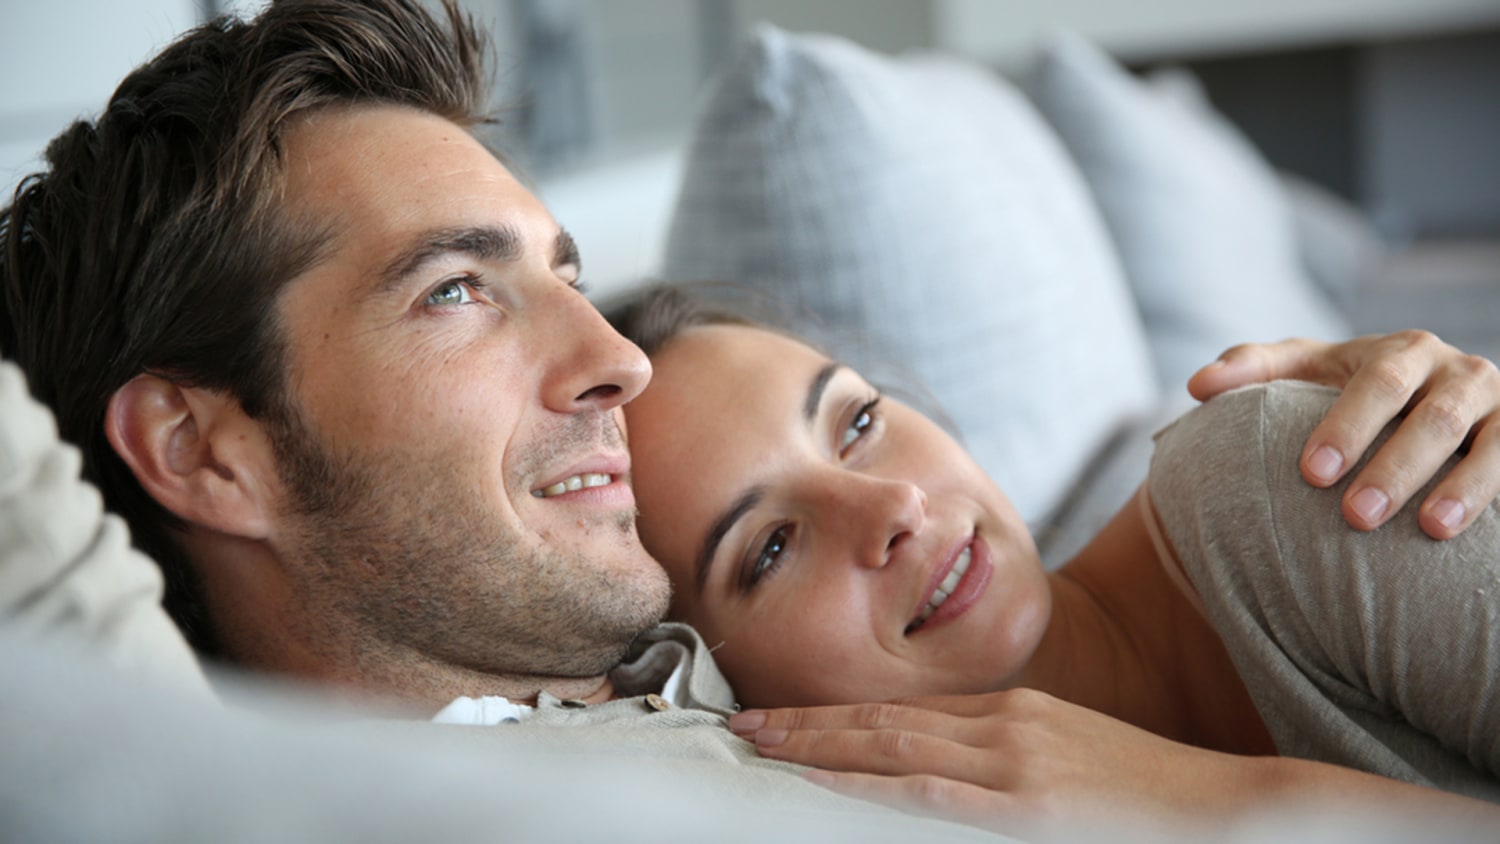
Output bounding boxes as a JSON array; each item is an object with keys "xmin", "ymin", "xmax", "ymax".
[
  {"xmin": 913, "ymin": 545, "xmax": 971, "ymax": 625},
  {"xmin": 906, "ymin": 537, "xmax": 991, "ymax": 635}
]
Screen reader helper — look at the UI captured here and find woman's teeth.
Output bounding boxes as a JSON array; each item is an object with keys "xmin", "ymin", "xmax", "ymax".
[
  {"xmin": 533, "ymin": 473, "xmax": 612, "ymax": 498},
  {"xmin": 915, "ymin": 545, "xmax": 973, "ymax": 624}
]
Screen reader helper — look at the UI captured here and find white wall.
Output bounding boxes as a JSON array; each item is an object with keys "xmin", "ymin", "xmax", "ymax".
[
  {"xmin": 935, "ymin": 0, "xmax": 1500, "ymax": 65},
  {"xmin": 0, "ymin": 0, "xmax": 200, "ymax": 192}
]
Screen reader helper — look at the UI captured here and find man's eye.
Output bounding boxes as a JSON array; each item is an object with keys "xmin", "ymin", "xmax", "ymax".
[
  {"xmin": 748, "ymin": 525, "xmax": 792, "ymax": 588},
  {"xmin": 426, "ymin": 278, "xmax": 475, "ymax": 307},
  {"xmin": 840, "ymin": 396, "xmax": 882, "ymax": 453}
]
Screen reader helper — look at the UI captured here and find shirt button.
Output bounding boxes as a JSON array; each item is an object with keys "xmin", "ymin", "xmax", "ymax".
[{"xmin": 644, "ymin": 693, "xmax": 671, "ymax": 712}]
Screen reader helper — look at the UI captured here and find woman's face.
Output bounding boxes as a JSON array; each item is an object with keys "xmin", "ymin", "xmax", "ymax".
[{"xmin": 626, "ymin": 325, "xmax": 1051, "ymax": 707}]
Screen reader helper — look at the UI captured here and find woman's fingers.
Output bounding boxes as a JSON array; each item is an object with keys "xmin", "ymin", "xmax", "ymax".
[{"xmin": 729, "ymin": 700, "xmax": 975, "ymax": 744}]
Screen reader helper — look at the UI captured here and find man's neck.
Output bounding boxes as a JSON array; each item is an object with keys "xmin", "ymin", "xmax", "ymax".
[
  {"xmin": 219, "ymin": 618, "xmax": 622, "ymax": 716},
  {"xmin": 189, "ymin": 537, "xmax": 622, "ymax": 717}
]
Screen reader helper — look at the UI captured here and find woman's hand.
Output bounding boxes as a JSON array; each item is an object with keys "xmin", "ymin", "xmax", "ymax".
[
  {"xmin": 732, "ymin": 689, "xmax": 1248, "ymax": 839},
  {"xmin": 729, "ymin": 690, "xmax": 1499, "ymax": 840},
  {"xmin": 1186, "ymin": 331, "xmax": 1500, "ymax": 539}
]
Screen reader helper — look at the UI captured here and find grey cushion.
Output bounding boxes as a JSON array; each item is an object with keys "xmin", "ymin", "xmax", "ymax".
[
  {"xmin": 663, "ymin": 25, "xmax": 1158, "ymax": 525},
  {"xmin": 1028, "ymin": 33, "xmax": 1350, "ymax": 391},
  {"xmin": 1279, "ymin": 171, "xmax": 1389, "ymax": 310}
]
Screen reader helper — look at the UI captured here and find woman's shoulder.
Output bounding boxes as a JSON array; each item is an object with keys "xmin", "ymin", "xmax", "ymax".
[
  {"xmin": 1148, "ymin": 380, "xmax": 1337, "ymax": 509},
  {"xmin": 1152, "ymin": 380, "xmax": 1336, "ymax": 462}
]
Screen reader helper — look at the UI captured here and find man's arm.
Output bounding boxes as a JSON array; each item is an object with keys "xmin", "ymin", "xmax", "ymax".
[
  {"xmin": 1187, "ymin": 330, "xmax": 1500, "ymax": 539},
  {"xmin": 0, "ymin": 359, "xmax": 210, "ymax": 694}
]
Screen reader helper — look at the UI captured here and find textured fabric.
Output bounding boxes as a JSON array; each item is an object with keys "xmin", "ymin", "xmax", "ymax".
[
  {"xmin": 1028, "ymin": 33, "xmax": 1350, "ymax": 390},
  {"xmin": 2, "ymin": 639, "xmax": 1005, "ymax": 844},
  {"xmin": 664, "ymin": 24, "xmax": 1158, "ymax": 526},
  {"xmin": 1148, "ymin": 381, "xmax": 1500, "ymax": 801},
  {"xmin": 406, "ymin": 622, "xmax": 881, "ymax": 809},
  {"xmin": 0, "ymin": 360, "xmax": 210, "ymax": 695}
]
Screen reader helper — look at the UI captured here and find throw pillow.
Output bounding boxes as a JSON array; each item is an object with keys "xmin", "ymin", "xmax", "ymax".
[
  {"xmin": 1027, "ymin": 32, "xmax": 1350, "ymax": 393},
  {"xmin": 662, "ymin": 24, "xmax": 1158, "ymax": 526}
]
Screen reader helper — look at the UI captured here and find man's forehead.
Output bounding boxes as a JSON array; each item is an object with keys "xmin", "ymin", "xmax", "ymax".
[
  {"xmin": 276, "ymin": 105, "xmax": 540, "ymax": 273},
  {"xmin": 282, "ymin": 105, "xmax": 498, "ymax": 191}
]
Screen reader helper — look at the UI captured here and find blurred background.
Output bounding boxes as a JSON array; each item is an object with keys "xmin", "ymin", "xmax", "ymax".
[{"xmin": 3, "ymin": 0, "xmax": 1498, "ymax": 293}]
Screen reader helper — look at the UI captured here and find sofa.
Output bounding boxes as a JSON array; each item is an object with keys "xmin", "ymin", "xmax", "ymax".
[{"xmin": 581, "ymin": 25, "xmax": 1500, "ymax": 569}]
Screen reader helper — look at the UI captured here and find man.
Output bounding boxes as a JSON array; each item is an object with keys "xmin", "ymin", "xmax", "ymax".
[
  {"xmin": 1, "ymin": 0, "xmax": 1497, "ymax": 837},
  {"xmin": 1, "ymin": 0, "xmax": 672, "ymax": 711}
]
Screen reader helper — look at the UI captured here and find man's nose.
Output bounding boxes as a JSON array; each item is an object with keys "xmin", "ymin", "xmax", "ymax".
[{"xmin": 541, "ymin": 287, "xmax": 652, "ymax": 415}]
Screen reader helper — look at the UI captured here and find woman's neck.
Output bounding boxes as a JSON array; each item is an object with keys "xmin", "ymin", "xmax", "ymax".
[{"xmin": 1022, "ymin": 490, "xmax": 1273, "ymax": 755}]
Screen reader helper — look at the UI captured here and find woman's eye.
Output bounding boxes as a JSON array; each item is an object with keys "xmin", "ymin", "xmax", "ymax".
[
  {"xmin": 748, "ymin": 525, "xmax": 791, "ymax": 587},
  {"xmin": 840, "ymin": 397, "xmax": 881, "ymax": 453},
  {"xmin": 426, "ymin": 278, "xmax": 475, "ymax": 307}
]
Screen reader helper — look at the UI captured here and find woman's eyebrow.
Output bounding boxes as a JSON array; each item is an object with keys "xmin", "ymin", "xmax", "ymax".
[
  {"xmin": 692, "ymin": 361, "xmax": 847, "ymax": 595},
  {"xmin": 805, "ymin": 361, "xmax": 844, "ymax": 422},
  {"xmin": 695, "ymin": 487, "xmax": 764, "ymax": 595}
]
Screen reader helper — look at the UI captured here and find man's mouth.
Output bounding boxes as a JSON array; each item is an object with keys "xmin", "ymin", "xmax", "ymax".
[
  {"xmin": 531, "ymin": 473, "xmax": 615, "ymax": 498},
  {"xmin": 908, "ymin": 544, "xmax": 973, "ymax": 632}
]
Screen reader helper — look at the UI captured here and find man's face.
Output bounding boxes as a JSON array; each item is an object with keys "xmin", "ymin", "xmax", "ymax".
[{"xmin": 265, "ymin": 105, "xmax": 668, "ymax": 680}]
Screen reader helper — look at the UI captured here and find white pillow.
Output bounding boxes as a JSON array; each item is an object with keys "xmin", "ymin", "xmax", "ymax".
[
  {"xmin": 1027, "ymin": 33, "xmax": 1350, "ymax": 392},
  {"xmin": 663, "ymin": 25, "xmax": 1158, "ymax": 525}
]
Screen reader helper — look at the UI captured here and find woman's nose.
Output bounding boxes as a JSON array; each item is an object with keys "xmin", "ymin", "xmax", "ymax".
[{"xmin": 833, "ymin": 473, "xmax": 928, "ymax": 569}]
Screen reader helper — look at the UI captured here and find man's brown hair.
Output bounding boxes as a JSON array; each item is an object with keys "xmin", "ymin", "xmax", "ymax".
[{"xmin": 0, "ymin": 0, "xmax": 491, "ymax": 651}]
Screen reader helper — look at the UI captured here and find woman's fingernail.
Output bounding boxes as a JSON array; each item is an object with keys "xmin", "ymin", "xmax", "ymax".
[
  {"xmin": 1432, "ymin": 499, "xmax": 1466, "ymax": 531},
  {"xmin": 728, "ymin": 711, "xmax": 766, "ymax": 734},
  {"xmin": 1308, "ymin": 446, "xmax": 1343, "ymax": 482},
  {"xmin": 1351, "ymin": 487, "xmax": 1390, "ymax": 525},
  {"xmin": 804, "ymin": 770, "xmax": 835, "ymax": 787},
  {"xmin": 755, "ymin": 729, "xmax": 789, "ymax": 748}
]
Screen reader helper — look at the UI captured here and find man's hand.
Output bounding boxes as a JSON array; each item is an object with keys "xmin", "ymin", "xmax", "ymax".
[{"xmin": 1187, "ymin": 331, "xmax": 1500, "ymax": 539}]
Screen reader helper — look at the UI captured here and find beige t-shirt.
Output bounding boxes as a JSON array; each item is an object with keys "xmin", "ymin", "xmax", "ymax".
[{"xmin": 1147, "ymin": 381, "xmax": 1500, "ymax": 801}]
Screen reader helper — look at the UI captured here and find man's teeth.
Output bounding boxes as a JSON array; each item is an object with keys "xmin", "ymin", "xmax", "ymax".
[
  {"xmin": 533, "ymin": 473, "xmax": 612, "ymax": 498},
  {"xmin": 915, "ymin": 546, "xmax": 973, "ymax": 623}
]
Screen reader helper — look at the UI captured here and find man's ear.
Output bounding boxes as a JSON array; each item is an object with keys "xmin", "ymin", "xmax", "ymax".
[{"xmin": 105, "ymin": 374, "xmax": 276, "ymax": 540}]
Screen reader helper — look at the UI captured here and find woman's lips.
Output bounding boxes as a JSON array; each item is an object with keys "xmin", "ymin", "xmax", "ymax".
[{"xmin": 907, "ymin": 534, "xmax": 992, "ymax": 635}]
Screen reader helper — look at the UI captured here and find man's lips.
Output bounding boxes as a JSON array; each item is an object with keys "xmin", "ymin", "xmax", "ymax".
[
  {"xmin": 531, "ymin": 454, "xmax": 632, "ymax": 499},
  {"xmin": 906, "ymin": 533, "xmax": 992, "ymax": 634}
]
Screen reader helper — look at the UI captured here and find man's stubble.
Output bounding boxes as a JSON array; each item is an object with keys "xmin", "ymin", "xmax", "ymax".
[{"xmin": 265, "ymin": 399, "xmax": 670, "ymax": 681}]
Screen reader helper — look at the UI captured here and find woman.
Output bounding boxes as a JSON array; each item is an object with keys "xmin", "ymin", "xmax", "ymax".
[{"xmin": 614, "ymin": 286, "xmax": 1500, "ymax": 834}]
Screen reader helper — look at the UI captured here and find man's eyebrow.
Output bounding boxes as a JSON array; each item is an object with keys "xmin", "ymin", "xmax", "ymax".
[
  {"xmin": 553, "ymin": 229, "xmax": 581, "ymax": 273},
  {"xmin": 695, "ymin": 486, "xmax": 765, "ymax": 596},
  {"xmin": 376, "ymin": 225, "xmax": 522, "ymax": 295},
  {"xmin": 805, "ymin": 361, "xmax": 844, "ymax": 423}
]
